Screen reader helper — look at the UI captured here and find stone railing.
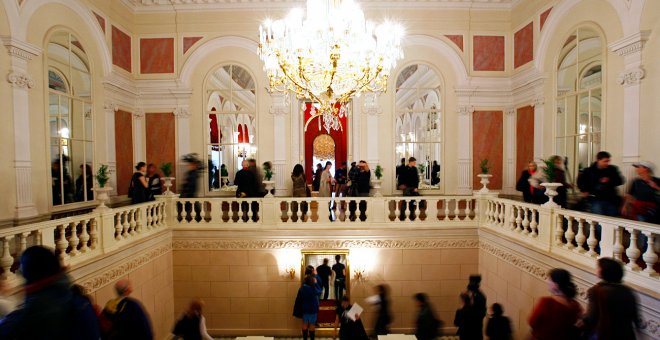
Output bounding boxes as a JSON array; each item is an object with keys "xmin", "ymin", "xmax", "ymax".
[
  {"xmin": 1, "ymin": 194, "xmax": 658, "ymax": 295},
  {"xmin": 481, "ymin": 196, "xmax": 659, "ymax": 292}
]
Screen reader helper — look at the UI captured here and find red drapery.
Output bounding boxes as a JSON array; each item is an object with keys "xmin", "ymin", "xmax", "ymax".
[{"xmin": 303, "ymin": 103, "xmax": 347, "ymax": 183}]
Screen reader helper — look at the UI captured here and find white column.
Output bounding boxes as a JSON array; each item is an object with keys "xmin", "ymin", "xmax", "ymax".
[
  {"xmin": 532, "ymin": 96, "xmax": 545, "ymax": 162},
  {"xmin": 173, "ymin": 106, "xmax": 191, "ymax": 178},
  {"xmin": 457, "ymin": 105, "xmax": 474, "ymax": 194},
  {"xmin": 270, "ymin": 92, "xmax": 289, "ymax": 196},
  {"xmin": 609, "ymin": 31, "xmax": 649, "ymax": 188},
  {"xmin": 103, "ymin": 101, "xmax": 119, "ymax": 196},
  {"xmin": 132, "ymin": 109, "xmax": 145, "ymax": 163},
  {"xmin": 363, "ymin": 93, "xmax": 381, "ymax": 167},
  {"xmin": 350, "ymin": 98, "xmax": 361, "ymax": 163},
  {"xmin": 503, "ymin": 107, "xmax": 516, "ymax": 195},
  {"xmin": 2, "ymin": 37, "xmax": 41, "ymax": 219}
]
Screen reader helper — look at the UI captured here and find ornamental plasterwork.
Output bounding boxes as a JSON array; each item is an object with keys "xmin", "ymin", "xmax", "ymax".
[
  {"xmin": 173, "ymin": 106, "xmax": 191, "ymax": 118},
  {"xmin": 505, "ymin": 108, "xmax": 515, "ymax": 117},
  {"xmin": 77, "ymin": 241, "xmax": 172, "ymax": 294},
  {"xmin": 533, "ymin": 96, "xmax": 545, "ymax": 108},
  {"xmin": 103, "ymin": 101, "xmax": 119, "ymax": 113},
  {"xmin": 618, "ymin": 67, "xmax": 645, "ymax": 87},
  {"xmin": 269, "ymin": 92, "xmax": 289, "ymax": 116},
  {"xmin": 7, "ymin": 71, "xmax": 34, "ymax": 89},
  {"xmin": 132, "ymin": 110, "xmax": 145, "ymax": 118},
  {"xmin": 457, "ymin": 105, "xmax": 474, "ymax": 116},
  {"xmin": 172, "ymin": 238, "xmax": 479, "ymax": 250}
]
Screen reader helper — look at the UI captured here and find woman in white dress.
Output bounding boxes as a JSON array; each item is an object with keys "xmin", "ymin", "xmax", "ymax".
[{"xmin": 319, "ymin": 161, "xmax": 334, "ymax": 197}]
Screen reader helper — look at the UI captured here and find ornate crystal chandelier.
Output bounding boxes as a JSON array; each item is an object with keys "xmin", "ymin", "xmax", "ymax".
[{"xmin": 259, "ymin": 0, "xmax": 404, "ymax": 132}]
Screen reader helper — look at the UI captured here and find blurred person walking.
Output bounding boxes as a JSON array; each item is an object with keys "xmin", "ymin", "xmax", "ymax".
[{"xmin": 528, "ymin": 268, "xmax": 582, "ymax": 340}]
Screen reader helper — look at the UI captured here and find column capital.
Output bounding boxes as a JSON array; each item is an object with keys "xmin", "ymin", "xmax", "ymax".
[
  {"xmin": 7, "ymin": 71, "xmax": 34, "ymax": 89},
  {"xmin": 132, "ymin": 109, "xmax": 145, "ymax": 119},
  {"xmin": 103, "ymin": 101, "xmax": 119, "ymax": 113},
  {"xmin": 457, "ymin": 105, "xmax": 474, "ymax": 116},
  {"xmin": 269, "ymin": 92, "xmax": 289, "ymax": 116},
  {"xmin": 618, "ymin": 67, "xmax": 645, "ymax": 87},
  {"xmin": 505, "ymin": 107, "xmax": 516, "ymax": 117},
  {"xmin": 173, "ymin": 106, "xmax": 191, "ymax": 118},
  {"xmin": 533, "ymin": 96, "xmax": 545, "ymax": 108},
  {"xmin": 608, "ymin": 31, "xmax": 650, "ymax": 57},
  {"xmin": 363, "ymin": 92, "xmax": 382, "ymax": 116},
  {"xmin": 1, "ymin": 36, "xmax": 41, "ymax": 62}
]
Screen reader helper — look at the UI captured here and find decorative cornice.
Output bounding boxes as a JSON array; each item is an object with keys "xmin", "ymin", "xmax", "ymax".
[
  {"xmin": 7, "ymin": 71, "xmax": 34, "ymax": 89},
  {"xmin": 608, "ymin": 31, "xmax": 650, "ymax": 57},
  {"xmin": 479, "ymin": 240, "xmax": 547, "ymax": 280},
  {"xmin": 1, "ymin": 36, "xmax": 42, "ymax": 61},
  {"xmin": 172, "ymin": 238, "xmax": 479, "ymax": 250},
  {"xmin": 173, "ymin": 106, "xmax": 191, "ymax": 118},
  {"xmin": 457, "ymin": 105, "xmax": 474, "ymax": 116},
  {"xmin": 618, "ymin": 67, "xmax": 645, "ymax": 87},
  {"xmin": 78, "ymin": 242, "xmax": 172, "ymax": 294}
]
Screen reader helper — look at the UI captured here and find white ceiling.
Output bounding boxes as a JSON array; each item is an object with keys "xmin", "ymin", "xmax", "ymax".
[{"xmin": 122, "ymin": 0, "xmax": 520, "ymax": 13}]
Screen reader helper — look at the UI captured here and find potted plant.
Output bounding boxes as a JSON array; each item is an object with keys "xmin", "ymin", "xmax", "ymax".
[
  {"xmin": 371, "ymin": 164, "xmax": 384, "ymax": 197},
  {"xmin": 477, "ymin": 159, "xmax": 493, "ymax": 193},
  {"xmin": 160, "ymin": 162, "xmax": 175, "ymax": 195},
  {"xmin": 220, "ymin": 164, "xmax": 229, "ymax": 187},
  {"xmin": 92, "ymin": 164, "xmax": 113, "ymax": 211},
  {"xmin": 540, "ymin": 157, "xmax": 562, "ymax": 208},
  {"xmin": 262, "ymin": 161, "xmax": 275, "ymax": 198}
]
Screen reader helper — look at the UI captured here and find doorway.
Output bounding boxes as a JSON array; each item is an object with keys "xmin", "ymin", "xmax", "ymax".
[{"xmin": 303, "ymin": 102, "xmax": 348, "ymax": 184}]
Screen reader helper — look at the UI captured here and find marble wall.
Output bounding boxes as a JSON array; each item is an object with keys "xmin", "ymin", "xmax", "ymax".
[
  {"xmin": 516, "ymin": 106, "xmax": 535, "ymax": 173},
  {"xmin": 112, "ymin": 26, "xmax": 132, "ymax": 72},
  {"xmin": 514, "ymin": 22, "xmax": 534, "ymax": 68},
  {"xmin": 93, "ymin": 12, "xmax": 105, "ymax": 33},
  {"xmin": 540, "ymin": 8, "xmax": 552, "ymax": 31},
  {"xmin": 115, "ymin": 110, "xmax": 134, "ymax": 195},
  {"xmin": 473, "ymin": 111, "xmax": 504, "ymax": 190},
  {"xmin": 183, "ymin": 36, "xmax": 203, "ymax": 54},
  {"xmin": 445, "ymin": 35, "xmax": 464, "ymax": 51},
  {"xmin": 473, "ymin": 36, "xmax": 505, "ymax": 71},
  {"xmin": 140, "ymin": 38, "xmax": 175, "ymax": 74},
  {"xmin": 146, "ymin": 113, "xmax": 176, "ymax": 190}
]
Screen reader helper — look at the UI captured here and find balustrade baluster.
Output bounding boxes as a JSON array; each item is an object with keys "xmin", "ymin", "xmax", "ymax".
[
  {"xmin": 444, "ymin": 199, "xmax": 450, "ymax": 221},
  {"xmin": 575, "ymin": 219, "xmax": 586, "ymax": 253},
  {"xmin": 586, "ymin": 221, "xmax": 598, "ymax": 257},
  {"xmin": 246, "ymin": 201, "xmax": 253, "ymax": 222},
  {"xmin": 498, "ymin": 203, "xmax": 505, "ymax": 227},
  {"xmin": 0, "ymin": 236, "xmax": 15, "ymax": 280},
  {"xmin": 56, "ymin": 224, "xmax": 68, "ymax": 261},
  {"xmin": 473, "ymin": 199, "xmax": 478, "ymax": 221},
  {"xmin": 121, "ymin": 212, "xmax": 130, "ymax": 238},
  {"xmin": 564, "ymin": 217, "xmax": 576, "ymax": 249},
  {"xmin": 199, "ymin": 201, "xmax": 207, "ymax": 223},
  {"xmin": 530, "ymin": 210, "xmax": 538, "ymax": 237},
  {"xmin": 394, "ymin": 200, "xmax": 401, "ymax": 221},
  {"xmin": 68, "ymin": 222, "xmax": 79, "ymax": 257},
  {"xmin": 612, "ymin": 226, "xmax": 624, "ymax": 261},
  {"xmin": 521, "ymin": 208, "xmax": 530, "ymax": 235},
  {"xmin": 79, "ymin": 219, "xmax": 89, "ymax": 253},
  {"xmin": 19, "ymin": 233, "xmax": 28, "ymax": 255},
  {"xmin": 514, "ymin": 206, "xmax": 522, "ymax": 231},
  {"xmin": 114, "ymin": 214, "xmax": 122, "ymax": 241},
  {"xmin": 641, "ymin": 231, "xmax": 658, "ymax": 276},
  {"xmin": 555, "ymin": 215, "xmax": 565, "ymax": 245},
  {"xmin": 453, "ymin": 200, "xmax": 460, "ymax": 221},
  {"xmin": 464, "ymin": 200, "xmax": 472, "ymax": 221},
  {"xmin": 129, "ymin": 209, "xmax": 138, "ymax": 235},
  {"xmin": 145, "ymin": 206, "xmax": 153, "ymax": 230},
  {"xmin": 625, "ymin": 228, "xmax": 641, "ymax": 271}
]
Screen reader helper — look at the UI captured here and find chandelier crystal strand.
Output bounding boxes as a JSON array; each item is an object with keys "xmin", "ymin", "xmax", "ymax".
[{"xmin": 259, "ymin": 0, "xmax": 403, "ymax": 132}]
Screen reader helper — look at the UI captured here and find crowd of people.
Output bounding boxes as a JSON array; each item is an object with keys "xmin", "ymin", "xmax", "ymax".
[
  {"xmin": 517, "ymin": 151, "xmax": 659, "ymax": 223},
  {"xmin": 51, "ymin": 158, "xmax": 95, "ymax": 205},
  {"xmin": 308, "ymin": 160, "xmax": 372, "ymax": 197}
]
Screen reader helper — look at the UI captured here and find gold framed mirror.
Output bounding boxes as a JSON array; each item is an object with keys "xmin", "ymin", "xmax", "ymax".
[{"xmin": 300, "ymin": 249, "xmax": 351, "ymax": 329}]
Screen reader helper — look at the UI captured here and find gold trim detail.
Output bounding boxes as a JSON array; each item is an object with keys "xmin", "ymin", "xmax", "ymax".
[{"xmin": 172, "ymin": 238, "xmax": 479, "ymax": 250}]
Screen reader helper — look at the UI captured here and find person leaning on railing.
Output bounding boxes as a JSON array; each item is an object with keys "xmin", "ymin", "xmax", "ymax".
[
  {"xmin": 621, "ymin": 160, "xmax": 660, "ymax": 223},
  {"xmin": 577, "ymin": 151, "xmax": 624, "ymax": 217}
]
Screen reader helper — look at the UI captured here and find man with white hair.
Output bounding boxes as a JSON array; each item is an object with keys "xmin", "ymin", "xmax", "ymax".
[{"xmin": 101, "ymin": 279, "xmax": 153, "ymax": 340}]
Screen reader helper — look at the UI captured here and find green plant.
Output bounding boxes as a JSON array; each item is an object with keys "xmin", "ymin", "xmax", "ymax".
[
  {"xmin": 418, "ymin": 163, "xmax": 426, "ymax": 174},
  {"xmin": 263, "ymin": 161, "xmax": 274, "ymax": 181},
  {"xmin": 375, "ymin": 165, "xmax": 383, "ymax": 179},
  {"xmin": 220, "ymin": 164, "xmax": 229, "ymax": 177},
  {"xmin": 480, "ymin": 159, "xmax": 490, "ymax": 174},
  {"xmin": 160, "ymin": 162, "xmax": 173, "ymax": 177},
  {"xmin": 95, "ymin": 164, "xmax": 110, "ymax": 188},
  {"xmin": 541, "ymin": 158, "xmax": 557, "ymax": 183}
]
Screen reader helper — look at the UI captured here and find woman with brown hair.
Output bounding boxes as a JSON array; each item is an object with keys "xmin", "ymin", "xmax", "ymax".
[{"xmin": 528, "ymin": 268, "xmax": 582, "ymax": 340}]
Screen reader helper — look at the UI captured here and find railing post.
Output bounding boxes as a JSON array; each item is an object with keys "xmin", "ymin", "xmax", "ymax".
[
  {"xmin": 99, "ymin": 210, "xmax": 119, "ymax": 253},
  {"xmin": 156, "ymin": 194, "xmax": 179, "ymax": 228},
  {"xmin": 370, "ymin": 197, "xmax": 385, "ymax": 224},
  {"xmin": 262, "ymin": 198, "xmax": 276, "ymax": 226},
  {"xmin": 599, "ymin": 221, "xmax": 617, "ymax": 258},
  {"xmin": 535, "ymin": 207, "xmax": 554, "ymax": 251}
]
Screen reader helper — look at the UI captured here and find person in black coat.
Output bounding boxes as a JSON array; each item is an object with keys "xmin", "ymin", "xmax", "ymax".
[
  {"xmin": 516, "ymin": 161, "xmax": 538, "ymax": 203},
  {"xmin": 577, "ymin": 151, "xmax": 624, "ymax": 216},
  {"xmin": 334, "ymin": 296, "xmax": 369, "ymax": 340},
  {"xmin": 404, "ymin": 157, "xmax": 420, "ymax": 196},
  {"xmin": 485, "ymin": 303, "xmax": 512, "ymax": 340},
  {"xmin": 414, "ymin": 293, "xmax": 441, "ymax": 340},
  {"xmin": 130, "ymin": 162, "xmax": 150, "ymax": 204},
  {"xmin": 372, "ymin": 284, "xmax": 392, "ymax": 336},
  {"xmin": 454, "ymin": 293, "xmax": 479, "ymax": 340},
  {"xmin": 234, "ymin": 160, "xmax": 256, "ymax": 198},
  {"xmin": 181, "ymin": 154, "xmax": 202, "ymax": 198},
  {"xmin": 356, "ymin": 160, "xmax": 371, "ymax": 197},
  {"xmin": 312, "ymin": 163, "xmax": 323, "ymax": 192}
]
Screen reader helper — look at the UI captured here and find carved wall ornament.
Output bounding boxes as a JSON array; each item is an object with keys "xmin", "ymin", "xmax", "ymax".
[
  {"xmin": 533, "ymin": 97, "xmax": 545, "ymax": 108},
  {"xmin": 7, "ymin": 71, "xmax": 34, "ymax": 89},
  {"xmin": 363, "ymin": 93, "xmax": 382, "ymax": 116},
  {"xmin": 618, "ymin": 68, "xmax": 645, "ymax": 87},
  {"xmin": 2, "ymin": 37, "xmax": 41, "ymax": 61},
  {"xmin": 173, "ymin": 106, "xmax": 191, "ymax": 118},
  {"xmin": 172, "ymin": 238, "xmax": 479, "ymax": 250},
  {"xmin": 457, "ymin": 105, "xmax": 475, "ymax": 116},
  {"xmin": 77, "ymin": 241, "xmax": 172, "ymax": 294},
  {"xmin": 269, "ymin": 92, "xmax": 289, "ymax": 116},
  {"xmin": 132, "ymin": 110, "xmax": 145, "ymax": 119},
  {"xmin": 103, "ymin": 101, "xmax": 119, "ymax": 112},
  {"xmin": 505, "ymin": 108, "xmax": 516, "ymax": 117}
]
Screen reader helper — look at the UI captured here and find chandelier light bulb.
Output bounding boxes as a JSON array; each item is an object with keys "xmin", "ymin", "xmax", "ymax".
[{"xmin": 259, "ymin": 0, "xmax": 404, "ymax": 132}]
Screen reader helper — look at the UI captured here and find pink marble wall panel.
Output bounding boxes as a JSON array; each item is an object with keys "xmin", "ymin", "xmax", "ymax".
[
  {"xmin": 540, "ymin": 8, "xmax": 552, "ymax": 31},
  {"xmin": 140, "ymin": 38, "xmax": 174, "ymax": 74},
  {"xmin": 94, "ymin": 12, "xmax": 105, "ymax": 33},
  {"xmin": 115, "ymin": 110, "xmax": 134, "ymax": 196},
  {"xmin": 473, "ymin": 111, "xmax": 503, "ymax": 190},
  {"xmin": 445, "ymin": 35, "xmax": 464, "ymax": 51},
  {"xmin": 473, "ymin": 36, "xmax": 505, "ymax": 71},
  {"xmin": 112, "ymin": 26, "xmax": 131, "ymax": 72},
  {"xmin": 516, "ymin": 106, "xmax": 535, "ymax": 173},
  {"xmin": 183, "ymin": 36, "xmax": 203, "ymax": 54},
  {"xmin": 146, "ymin": 113, "xmax": 176, "ymax": 192},
  {"xmin": 514, "ymin": 22, "xmax": 534, "ymax": 68}
]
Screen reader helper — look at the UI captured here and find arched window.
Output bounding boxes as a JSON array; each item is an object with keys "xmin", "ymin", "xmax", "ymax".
[
  {"xmin": 205, "ymin": 64, "xmax": 256, "ymax": 192},
  {"xmin": 395, "ymin": 64, "xmax": 443, "ymax": 190},
  {"xmin": 47, "ymin": 31, "xmax": 93, "ymax": 206},
  {"xmin": 555, "ymin": 27, "xmax": 603, "ymax": 176}
]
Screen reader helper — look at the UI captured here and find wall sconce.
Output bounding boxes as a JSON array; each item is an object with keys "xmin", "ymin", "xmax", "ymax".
[
  {"xmin": 354, "ymin": 268, "xmax": 366, "ymax": 282},
  {"xmin": 285, "ymin": 266, "xmax": 296, "ymax": 279}
]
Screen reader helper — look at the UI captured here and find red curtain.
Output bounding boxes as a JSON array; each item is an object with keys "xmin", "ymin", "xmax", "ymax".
[{"xmin": 303, "ymin": 103, "xmax": 347, "ymax": 183}]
